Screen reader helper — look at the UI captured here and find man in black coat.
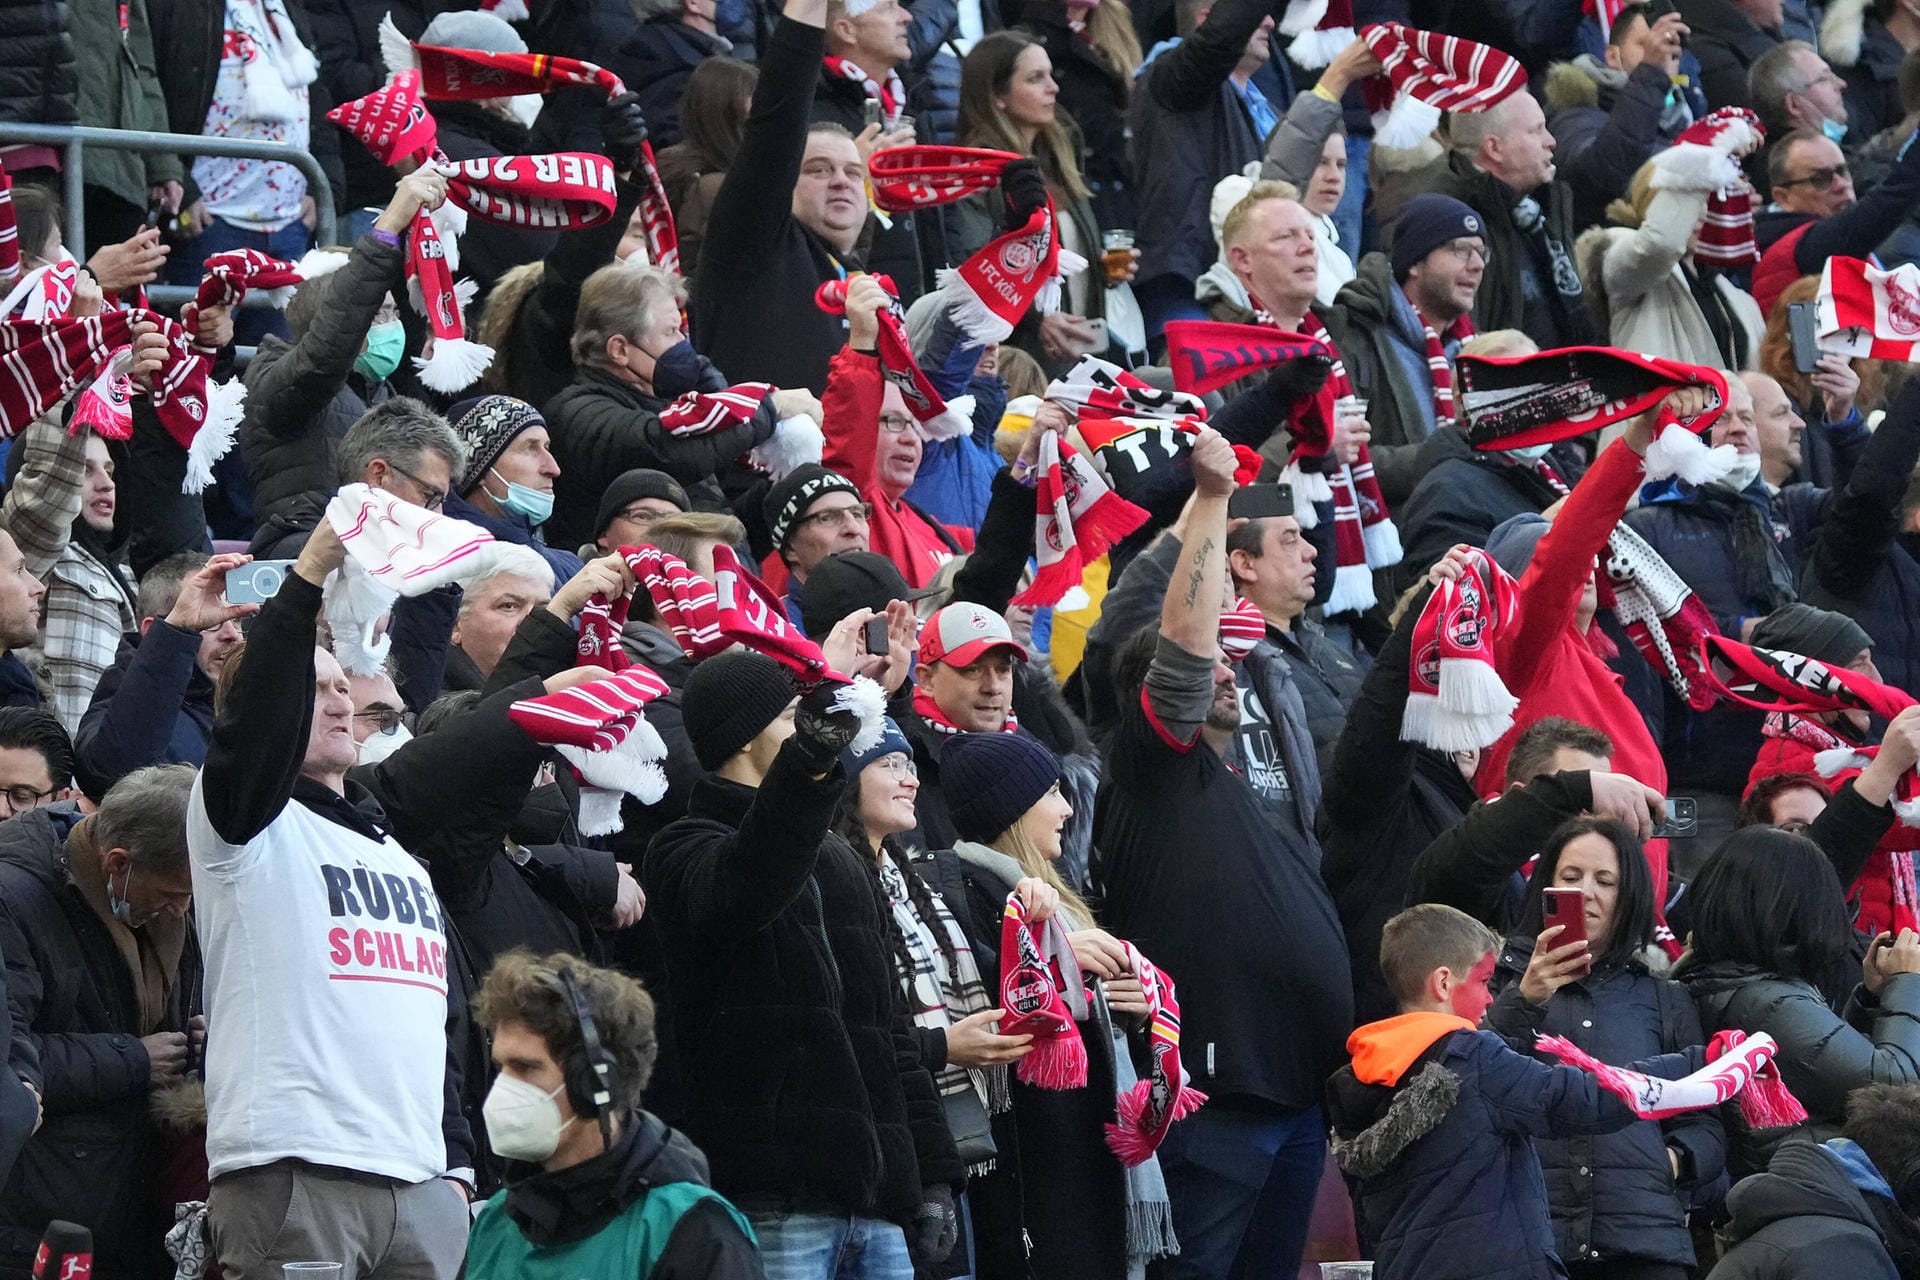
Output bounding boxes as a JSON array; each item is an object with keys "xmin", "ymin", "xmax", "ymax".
[
  {"xmin": 647, "ymin": 650, "xmax": 963, "ymax": 1273},
  {"xmin": 0, "ymin": 765, "xmax": 200, "ymax": 1280}
]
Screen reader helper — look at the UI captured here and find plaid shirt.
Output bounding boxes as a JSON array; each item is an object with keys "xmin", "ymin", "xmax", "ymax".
[{"xmin": 3, "ymin": 415, "xmax": 137, "ymax": 732}]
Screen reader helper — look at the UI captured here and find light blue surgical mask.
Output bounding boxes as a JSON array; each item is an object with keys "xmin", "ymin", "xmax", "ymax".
[
  {"xmin": 1505, "ymin": 443, "xmax": 1553, "ymax": 463},
  {"xmin": 108, "ymin": 863, "xmax": 134, "ymax": 927},
  {"xmin": 1822, "ymin": 117, "xmax": 1849, "ymax": 145},
  {"xmin": 490, "ymin": 467, "xmax": 555, "ymax": 527},
  {"xmin": 354, "ymin": 321, "xmax": 407, "ymax": 383}
]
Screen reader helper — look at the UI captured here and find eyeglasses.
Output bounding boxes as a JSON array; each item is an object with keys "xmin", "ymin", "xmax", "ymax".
[
  {"xmin": 1442, "ymin": 239, "xmax": 1491, "ymax": 265},
  {"xmin": 879, "ymin": 414, "xmax": 917, "ymax": 434},
  {"xmin": 0, "ymin": 783, "xmax": 56, "ymax": 812},
  {"xmin": 354, "ymin": 708, "xmax": 408, "ymax": 735},
  {"xmin": 1780, "ymin": 163, "xmax": 1849, "ymax": 191},
  {"xmin": 796, "ymin": 502, "xmax": 872, "ymax": 530},
  {"xmin": 873, "ymin": 753, "xmax": 919, "ymax": 779},
  {"xmin": 385, "ymin": 461, "xmax": 446, "ymax": 512}
]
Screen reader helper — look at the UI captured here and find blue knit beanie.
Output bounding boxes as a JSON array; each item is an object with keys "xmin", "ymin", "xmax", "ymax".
[
  {"xmin": 941, "ymin": 732, "xmax": 1062, "ymax": 844},
  {"xmin": 1390, "ymin": 194, "xmax": 1485, "ymax": 282},
  {"xmin": 842, "ymin": 716, "xmax": 912, "ymax": 775}
]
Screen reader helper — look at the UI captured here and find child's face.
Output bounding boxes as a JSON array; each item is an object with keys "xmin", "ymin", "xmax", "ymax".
[{"xmin": 1447, "ymin": 951, "xmax": 1498, "ymax": 1025}]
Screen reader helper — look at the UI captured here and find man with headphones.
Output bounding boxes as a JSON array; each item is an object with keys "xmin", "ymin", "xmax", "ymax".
[{"xmin": 465, "ymin": 951, "xmax": 765, "ymax": 1278}]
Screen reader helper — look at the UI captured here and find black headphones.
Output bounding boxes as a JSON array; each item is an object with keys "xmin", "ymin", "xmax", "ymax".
[{"xmin": 556, "ymin": 965, "xmax": 617, "ymax": 1146}]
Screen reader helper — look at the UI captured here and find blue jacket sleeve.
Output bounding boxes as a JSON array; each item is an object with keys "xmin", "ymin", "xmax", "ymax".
[
  {"xmin": 73, "ymin": 622, "xmax": 203, "ymax": 796},
  {"xmin": 1470, "ymin": 1032, "xmax": 1639, "ymax": 1139}
]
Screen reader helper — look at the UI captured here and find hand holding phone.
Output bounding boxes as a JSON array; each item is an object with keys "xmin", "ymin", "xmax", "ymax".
[
  {"xmin": 1788, "ymin": 302, "xmax": 1820, "ymax": 375},
  {"xmin": 1649, "ymin": 796, "xmax": 1698, "ymax": 840},
  {"xmin": 1228, "ymin": 483, "xmax": 1294, "ymax": 520},
  {"xmin": 1522, "ymin": 888, "xmax": 1594, "ymax": 1004},
  {"xmin": 863, "ymin": 615, "xmax": 889, "ymax": 659},
  {"xmin": 1542, "ymin": 887, "xmax": 1589, "ymax": 951},
  {"xmin": 225, "ymin": 559, "xmax": 297, "ymax": 605}
]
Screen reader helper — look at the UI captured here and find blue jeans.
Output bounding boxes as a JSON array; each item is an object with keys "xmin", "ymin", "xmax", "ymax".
[
  {"xmin": 1335, "ymin": 135, "xmax": 1372, "ymax": 262},
  {"xmin": 168, "ymin": 215, "xmax": 310, "ymax": 346},
  {"xmin": 742, "ymin": 1209, "xmax": 914, "ymax": 1280},
  {"xmin": 1151, "ymin": 1100, "xmax": 1328, "ymax": 1280}
]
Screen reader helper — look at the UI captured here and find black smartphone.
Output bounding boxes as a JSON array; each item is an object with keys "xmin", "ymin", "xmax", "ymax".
[
  {"xmin": 1228, "ymin": 482, "xmax": 1293, "ymax": 521},
  {"xmin": 1788, "ymin": 301, "xmax": 1821, "ymax": 374},
  {"xmin": 143, "ymin": 197, "xmax": 165, "ymax": 231},
  {"xmin": 863, "ymin": 616, "xmax": 889, "ymax": 658},
  {"xmin": 1643, "ymin": 0, "xmax": 1678, "ymax": 21},
  {"xmin": 1649, "ymin": 796, "xmax": 1699, "ymax": 840}
]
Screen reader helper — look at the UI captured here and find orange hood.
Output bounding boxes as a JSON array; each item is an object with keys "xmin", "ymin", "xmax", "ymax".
[{"xmin": 1347, "ymin": 1012, "xmax": 1476, "ymax": 1087}]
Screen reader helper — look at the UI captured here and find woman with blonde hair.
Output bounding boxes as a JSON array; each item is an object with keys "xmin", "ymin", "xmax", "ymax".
[
  {"xmin": 941, "ymin": 729, "xmax": 1179, "ymax": 1279},
  {"xmin": 951, "ymin": 30, "xmax": 1133, "ymax": 374},
  {"xmin": 1758, "ymin": 274, "xmax": 1881, "ymax": 488},
  {"xmin": 1573, "ymin": 146, "xmax": 1765, "ymax": 372}
]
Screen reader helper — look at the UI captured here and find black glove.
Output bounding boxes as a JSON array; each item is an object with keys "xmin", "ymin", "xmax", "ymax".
[
  {"xmin": 1263, "ymin": 351, "xmax": 1335, "ymax": 411},
  {"xmin": 788, "ymin": 682, "xmax": 863, "ymax": 773},
  {"xmin": 908, "ymin": 1183, "xmax": 959, "ymax": 1266},
  {"xmin": 599, "ymin": 91, "xmax": 649, "ymax": 174},
  {"xmin": 1000, "ymin": 157, "xmax": 1049, "ymax": 234}
]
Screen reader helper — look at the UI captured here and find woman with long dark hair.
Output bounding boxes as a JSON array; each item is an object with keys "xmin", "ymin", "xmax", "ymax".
[
  {"xmin": 1677, "ymin": 826, "xmax": 1920, "ymax": 1178},
  {"xmin": 950, "ymin": 30, "xmax": 1133, "ymax": 375},
  {"xmin": 1486, "ymin": 818, "xmax": 1724, "ymax": 1280},
  {"xmin": 1017, "ymin": 0, "xmax": 1143, "ymax": 229},
  {"xmin": 653, "ymin": 57, "xmax": 759, "ymax": 277}
]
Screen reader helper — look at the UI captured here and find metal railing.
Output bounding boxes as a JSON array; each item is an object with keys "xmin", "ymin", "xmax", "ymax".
[{"xmin": 0, "ymin": 122, "xmax": 336, "ymax": 310}]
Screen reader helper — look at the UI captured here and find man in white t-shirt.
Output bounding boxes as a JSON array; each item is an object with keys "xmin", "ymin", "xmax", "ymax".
[{"xmin": 190, "ymin": 519, "xmax": 475, "ymax": 1280}]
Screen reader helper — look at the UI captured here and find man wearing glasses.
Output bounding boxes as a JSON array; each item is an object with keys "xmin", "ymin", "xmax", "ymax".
[{"xmin": 1753, "ymin": 121, "xmax": 1920, "ymax": 317}]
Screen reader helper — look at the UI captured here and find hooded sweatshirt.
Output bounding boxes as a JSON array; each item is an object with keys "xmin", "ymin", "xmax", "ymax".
[{"xmin": 1708, "ymin": 1139, "xmax": 1901, "ymax": 1279}]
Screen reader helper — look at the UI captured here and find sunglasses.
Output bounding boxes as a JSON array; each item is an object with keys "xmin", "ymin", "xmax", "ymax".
[{"xmin": 1780, "ymin": 163, "xmax": 1849, "ymax": 192}]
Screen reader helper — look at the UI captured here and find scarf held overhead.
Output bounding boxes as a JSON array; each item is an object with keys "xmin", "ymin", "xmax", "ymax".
[
  {"xmin": 1359, "ymin": 23, "xmax": 1527, "ymax": 149},
  {"xmin": 1011, "ymin": 426, "xmax": 1150, "ymax": 608},
  {"xmin": 816, "ymin": 277, "xmax": 974, "ymax": 440}
]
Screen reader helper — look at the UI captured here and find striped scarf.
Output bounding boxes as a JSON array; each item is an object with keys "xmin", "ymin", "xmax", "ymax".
[{"xmin": 1419, "ymin": 308, "xmax": 1473, "ymax": 423}]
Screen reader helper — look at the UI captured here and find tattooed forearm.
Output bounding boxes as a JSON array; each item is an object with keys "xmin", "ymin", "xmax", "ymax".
[{"xmin": 1182, "ymin": 537, "xmax": 1215, "ymax": 608}]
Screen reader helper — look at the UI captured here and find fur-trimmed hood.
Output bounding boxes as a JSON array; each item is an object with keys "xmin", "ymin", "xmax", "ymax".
[
  {"xmin": 1331, "ymin": 1059, "xmax": 1464, "ymax": 1178},
  {"xmin": 1822, "ymin": 0, "xmax": 1871, "ymax": 68},
  {"xmin": 1545, "ymin": 56, "xmax": 1617, "ymax": 112}
]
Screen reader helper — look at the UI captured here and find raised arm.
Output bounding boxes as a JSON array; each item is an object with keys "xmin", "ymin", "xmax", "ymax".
[
  {"xmin": 1807, "ymin": 377, "xmax": 1920, "ymax": 601},
  {"xmin": 1, "ymin": 412, "xmax": 87, "ymax": 581},
  {"xmin": 1146, "ymin": 0, "xmax": 1281, "ymax": 113},
  {"xmin": 1260, "ymin": 40, "xmax": 1377, "ymax": 187},
  {"xmin": 1160, "ymin": 427, "xmax": 1234, "ymax": 656}
]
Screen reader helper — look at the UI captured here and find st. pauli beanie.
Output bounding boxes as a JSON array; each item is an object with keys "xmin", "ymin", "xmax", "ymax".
[
  {"xmin": 447, "ymin": 394, "xmax": 544, "ymax": 494},
  {"xmin": 682, "ymin": 649, "xmax": 798, "ymax": 769},
  {"xmin": 1749, "ymin": 603, "xmax": 1874, "ymax": 669},
  {"xmin": 942, "ymin": 731, "xmax": 1062, "ymax": 844},
  {"xmin": 765, "ymin": 464, "xmax": 861, "ymax": 550},
  {"xmin": 1390, "ymin": 194, "xmax": 1484, "ymax": 282},
  {"xmin": 594, "ymin": 468, "xmax": 690, "ymax": 538},
  {"xmin": 841, "ymin": 715, "xmax": 912, "ymax": 775}
]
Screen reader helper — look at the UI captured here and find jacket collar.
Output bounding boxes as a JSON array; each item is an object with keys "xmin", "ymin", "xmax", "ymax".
[
  {"xmin": 501, "ymin": 1109, "xmax": 712, "ymax": 1246},
  {"xmin": 685, "ymin": 771, "xmax": 759, "ymax": 828}
]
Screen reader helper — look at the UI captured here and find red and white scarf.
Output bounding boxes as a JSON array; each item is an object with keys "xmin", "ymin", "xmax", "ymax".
[
  {"xmin": 1011, "ymin": 426, "xmax": 1149, "ymax": 608},
  {"xmin": 509, "ymin": 663, "xmax": 674, "ymax": 837},
  {"xmin": 1219, "ymin": 597, "xmax": 1267, "ymax": 662},
  {"xmin": 379, "ymin": 18, "xmax": 679, "ymax": 273},
  {"xmin": 1359, "ymin": 23, "xmax": 1527, "ymax": 149},
  {"xmin": 323, "ymin": 482, "xmax": 556, "ymax": 672},
  {"xmin": 1816, "ymin": 256, "xmax": 1920, "ymax": 363},
  {"xmin": 1402, "ymin": 548, "xmax": 1522, "ymax": 751},
  {"xmin": 1278, "ymin": 0, "xmax": 1356, "ymax": 69},
  {"xmin": 1539, "ymin": 1029, "xmax": 1803, "ymax": 1126},
  {"xmin": 824, "ymin": 54, "xmax": 906, "ymax": 122},
  {"xmin": 647, "ymin": 379, "xmax": 819, "ymax": 479},
  {"xmin": 1670, "ymin": 108, "xmax": 1765, "ymax": 270},
  {"xmin": 816, "ymin": 276, "xmax": 973, "ymax": 440},
  {"xmin": 195, "ymin": 247, "xmax": 339, "ymax": 312},
  {"xmin": 1417, "ymin": 308, "xmax": 1472, "ymax": 422},
  {"xmin": 869, "ymin": 146, "xmax": 1086, "ymax": 343},
  {"xmin": 998, "ymin": 892, "xmax": 1088, "ymax": 1090},
  {"xmin": 912, "ymin": 684, "xmax": 1019, "ymax": 736},
  {"xmin": 1104, "ymin": 942, "xmax": 1206, "ymax": 1167}
]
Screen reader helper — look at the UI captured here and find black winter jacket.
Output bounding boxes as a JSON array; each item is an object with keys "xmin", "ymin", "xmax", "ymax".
[
  {"xmin": 542, "ymin": 364, "xmax": 775, "ymax": 549},
  {"xmin": 1488, "ymin": 942, "xmax": 1724, "ymax": 1270},
  {"xmin": 1677, "ymin": 963, "xmax": 1920, "ymax": 1178},
  {"xmin": 1680, "ymin": 0, "xmax": 1782, "ymax": 111},
  {"xmin": 1395, "ymin": 428, "xmax": 1588, "ymax": 590},
  {"xmin": 1547, "ymin": 59, "xmax": 1691, "ymax": 235},
  {"xmin": 1127, "ymin": 0, "xmax": 1271, "ymax": 291},
  {"xmin": 0, "ymin": 0, "xmax": 73, "ymax": 127},
  {"xmin": 1402, "ymin": 770, "xmax": 1599, "ymax": 932},
  {"xmin": 1321, "ymin": 584, "xmax": 1480, "ymax": 1024},
  {"xmin": 0, "ymin": 806, "xmax": 193, "ymax": 1279},
  {"xmin": 1802, "ymin": 382, "xmax": 1920, "ymax": 697},
  {"xmin": 241, "ymin": 232, "xmax": 406, "ymax": 530},
  {"xmin": 307, "ymin": 0, "xmax": 424, "ymax": 212},
  {"xmin": 530, "ymin": 17, "xmax": 731, "ymax": 154},
  {"xmin": 72, "ymin": 624, "xmax": 217, "ymax": 800},
  {"xmin": 1706, "ymin": 1139, "xmax": 1903, "ymax": 1280},
  {"xmin": 1025, "ymin": 4, "xmax": 1135, "ymax": 230},
  {"xmin": 691, "ymin": 17, "xmax": 854, "ymax": 396},
  {"xmin": 644, "ymin": 751, "xmax": 961, "ymax": 1225}
]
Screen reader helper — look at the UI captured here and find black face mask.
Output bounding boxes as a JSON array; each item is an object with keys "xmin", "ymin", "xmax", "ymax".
[{"xmin": 648, "ymin": 339, "xmax": 706, "ymax": 399}]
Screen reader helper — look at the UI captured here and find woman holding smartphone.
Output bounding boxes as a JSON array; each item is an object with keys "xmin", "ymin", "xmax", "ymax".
[{"xmin": 1484, "ymin": 818, "xmax": 1725, "ymax": 1280}]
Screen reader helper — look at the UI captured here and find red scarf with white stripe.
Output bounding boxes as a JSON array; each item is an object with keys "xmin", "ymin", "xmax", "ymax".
[
  {"xmin": 998, "ymin": 892, "xmax": 1087, "ymax": 1090},
  {"xmin": 1418, "ymin": 307, "xmax": 1472, "ymax": 422},
  {"xmin": 1402, "ymin": 548, "xmax": 1521, "ymax": 751},
  {"xmin": 824, "ymin": 55, "xmax": 905, "ymax": 120},
  {"xmin": 1010, "ymin": 426, "xmax": 1148, "ymax": 608},
  {"xmin": 1105, "ymin": 942, "xmax": 1206, "ymax": 1166}
]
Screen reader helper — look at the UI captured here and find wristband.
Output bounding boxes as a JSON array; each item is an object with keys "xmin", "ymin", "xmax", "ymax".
[{"xmin": 369, "ymin": 228, "xmax": 403, "ymax": 249}]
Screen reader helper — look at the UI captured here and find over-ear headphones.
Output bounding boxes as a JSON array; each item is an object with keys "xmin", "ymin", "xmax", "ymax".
[{"xmin": 557, "ymin": 965, "xmax": 617, "ymax": 1145}]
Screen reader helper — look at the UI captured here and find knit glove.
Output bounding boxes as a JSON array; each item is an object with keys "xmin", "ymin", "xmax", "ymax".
[
  {"xmin": 789, "ymin": 683, "xmax": 862, "ymax": 773},
  {"xmin": 1000, "ymin": 158, "xmax": 1049, "ymax": 233},
  {"xmin": 600, "ymin": 91, "xmax": 649, "ymax": 175},
  {"xmin": 908, "ymin": 1183, "xmax": 959, "ymax": 1267}
]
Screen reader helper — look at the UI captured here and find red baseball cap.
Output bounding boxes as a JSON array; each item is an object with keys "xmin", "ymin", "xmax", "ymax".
[{"xmin": 918, "ymin": 602, "xmax": 1030, "ymax": 668}]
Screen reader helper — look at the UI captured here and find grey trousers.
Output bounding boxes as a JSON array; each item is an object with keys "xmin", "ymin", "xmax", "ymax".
[{"xmin": 207, "ymin": 1161, "xmax": 469, "ymax": 1280}]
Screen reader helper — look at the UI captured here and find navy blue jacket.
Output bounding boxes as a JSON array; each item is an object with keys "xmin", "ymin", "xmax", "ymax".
[
  {"xmin": 442, "ymin": 491, "xmax": 584, "ymax": 596},
  {"xmin": 72, "ymin": 625, "xmax": 214, "ymax": 800},
  {"xmin": 1328, "ymin": 1023, "xmax": 1650, "ymax": 1280}
]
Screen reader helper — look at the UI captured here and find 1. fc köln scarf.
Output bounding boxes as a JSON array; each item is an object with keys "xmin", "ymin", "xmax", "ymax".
[
  {"xmin": 1011, "ymin": 426, "xmax": 1149, "ymax": 607},
  {"xmin": 1403, "ymin": 548, "xmax": 1522, "ymax": 751},
  {"xmin": 999, "ymin": 892, "xmax": 1088, "ymax": 1090},
  {"xmin": 1104, "ymin": 942, "xmax": 1206, "ymax": 1167},
  {"xmin": 1670, "ymin": 108, "xmax": 1765, "ymax": 270},
  {"xmin": 1817, "ymin": 256, "xmax": 1920, "ymax": 362},
  {"xmin": 1359, "ymin": 23, "xmax": 1527, "ymax": 149},
  {"xmin": 816, "ymin": 277, "xmax": 974, "ymax": 440},
  {"xmin": 868, "ymin": 146, "xmax": 1087, "ymax": 343},
  {"xmin": 379, "ymin": 17, "xmax": 679, "ymax": 274},
  {"xmin": 1537, "ymin": 1030, "xmax": 1798, "ymax": 1124}
]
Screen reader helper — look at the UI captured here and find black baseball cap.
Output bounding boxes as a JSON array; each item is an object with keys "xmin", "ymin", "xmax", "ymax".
[{"xmin": 800, "ymin": 551, "xmax": 942, "ymax": 639}]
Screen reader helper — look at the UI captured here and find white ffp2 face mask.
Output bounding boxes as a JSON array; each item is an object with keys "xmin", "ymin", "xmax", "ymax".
[
  {"xmin": 482, "ymin": 1073, "xmax": 575, "ymax": 1162},
  {"xmin": 356, "ymin": 724, "xmax": 412, "ymax": 766}
]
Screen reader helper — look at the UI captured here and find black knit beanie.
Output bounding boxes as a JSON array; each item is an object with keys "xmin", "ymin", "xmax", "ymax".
[
  {"xmin": 682, "ymin": 650, "xmax": 799, "ymax": 770},
  {"xmin": 941, "ymin": 731, "xmax": 1062, "ymax": 844},
  {"xmin": 1749, "ymin": 603, "xmax": 1874, "ymax": 669}
]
